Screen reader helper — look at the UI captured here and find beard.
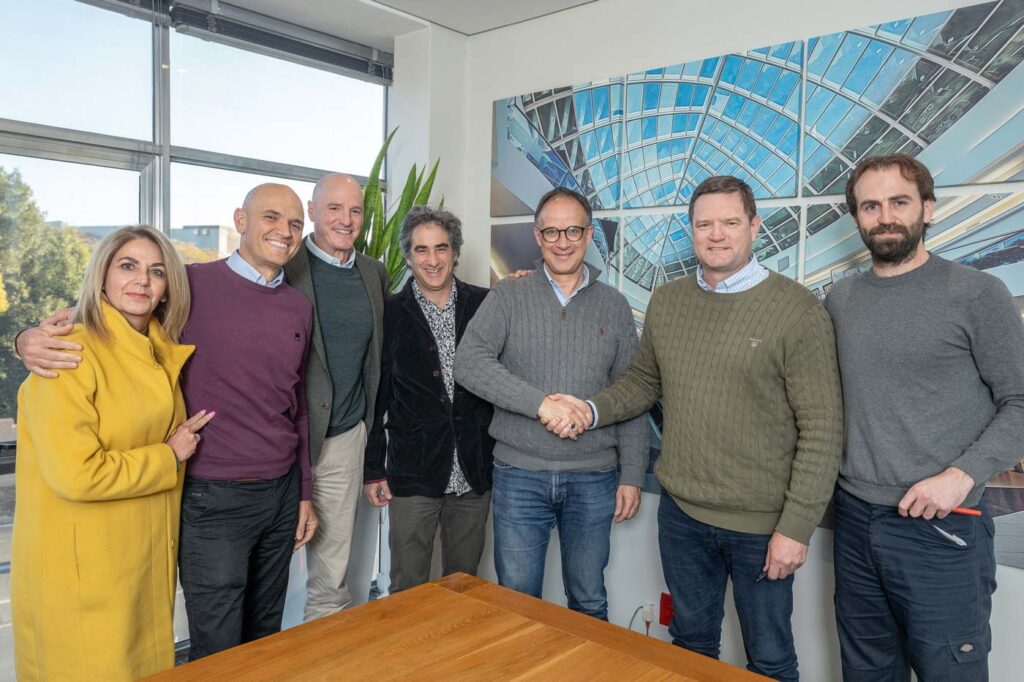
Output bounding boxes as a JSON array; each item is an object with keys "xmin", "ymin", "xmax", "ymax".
[{"xmin": 859, "ymin": 212, "xmax": 927, "ymax": 265}]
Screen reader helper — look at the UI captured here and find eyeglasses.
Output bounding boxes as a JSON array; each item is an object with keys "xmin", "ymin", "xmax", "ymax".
[{"xmin": 537, "ymin": 226, "xmax": 588, "ymax": 243}]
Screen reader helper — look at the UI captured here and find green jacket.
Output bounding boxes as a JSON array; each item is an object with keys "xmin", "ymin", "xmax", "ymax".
[{"xmin": 285, "ymin": 247, "xmax": 387, "ymax": 466}]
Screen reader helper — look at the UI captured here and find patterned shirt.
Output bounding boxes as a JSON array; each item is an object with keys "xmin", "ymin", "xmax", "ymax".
[
  {"xmin": 413, "ymin": 280, "xmax": 471, "ymax": 495},
  {"xmin": 696, "ymin": 254, "xmax": 769, "ymax": 293}
]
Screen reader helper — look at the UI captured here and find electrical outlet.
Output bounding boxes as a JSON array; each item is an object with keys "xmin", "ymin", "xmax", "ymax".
[
  {"xmin": 642, "ymin": 601, "xmax": 654, "ymax": 623},
  {"xmin": 659, "ymin": 592, "xmax": 673, "ymax": 626}
]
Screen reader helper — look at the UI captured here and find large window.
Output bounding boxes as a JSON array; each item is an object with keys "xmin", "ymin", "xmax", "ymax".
[
  {"xmin": 0, "ymin": 0, "xmax": 387, "ymax": 673},
  {"xmin": 0, "ymin": 0, "xmax": 152, "ymax": 139}
]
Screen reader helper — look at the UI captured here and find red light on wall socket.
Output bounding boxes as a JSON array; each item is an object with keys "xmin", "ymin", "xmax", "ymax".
[{"xmin": 659, "ymin": 592, "xmax": 673, "ymax": 626}]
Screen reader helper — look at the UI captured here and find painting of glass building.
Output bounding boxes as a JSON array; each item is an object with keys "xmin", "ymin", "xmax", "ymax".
[{"xmin": 490, "ymin": 0, "xmax": 1024, "ymax": 565}]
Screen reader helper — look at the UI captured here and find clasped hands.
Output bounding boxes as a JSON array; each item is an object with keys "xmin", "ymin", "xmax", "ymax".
[{"xmin": 538, "ymin": 394, "xmax": 593, "ymax": 439}]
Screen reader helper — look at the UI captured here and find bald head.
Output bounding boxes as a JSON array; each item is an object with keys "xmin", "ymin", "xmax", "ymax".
[
  {"xmin": 233, "ymin": 183, "xmax": 304, "ymax": 280},
  {"xmin": 242, "ymin": 183, "xmax": 302, "ymax": 214},
  {"xmin": 308, "ymin": 173, "xmax": 365, "ymax": 262},
  {"xmin": 311, "ymin": 173, "xmax": 361, "ymax": 205}
]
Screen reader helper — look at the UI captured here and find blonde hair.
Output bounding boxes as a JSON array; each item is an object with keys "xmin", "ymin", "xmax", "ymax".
[{"xmin": 73, "ymin": 226, "xmax": 191, "ymax": 341}]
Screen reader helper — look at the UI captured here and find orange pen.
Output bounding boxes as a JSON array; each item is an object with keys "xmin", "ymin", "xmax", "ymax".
[{"xmin": 951, "ymin": 507, "xmax": 982, "ymax": 516}]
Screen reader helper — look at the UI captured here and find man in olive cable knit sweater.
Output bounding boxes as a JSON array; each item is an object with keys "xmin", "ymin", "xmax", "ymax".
[
  {"xmin": 556, "ymin": 177, "xmax": 842, "ymax": 681},
  {"xmin": 826, "ymin": 155, "xmax": 1024, "ymax": 682},
  {"xmin": 454, "ymin": 187, "xmax": 647, "ymax": 621}
]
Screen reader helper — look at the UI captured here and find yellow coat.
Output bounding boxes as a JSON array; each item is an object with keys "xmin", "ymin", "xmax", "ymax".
[{"xmin": 12, "ymin": 302, "xmax": 194, "ymax": 681}]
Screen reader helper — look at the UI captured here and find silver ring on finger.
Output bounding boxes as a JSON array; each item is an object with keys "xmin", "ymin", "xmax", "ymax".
[{"xmin": 194, "ymin": 433, "xmax": 201, "ymax": 442}]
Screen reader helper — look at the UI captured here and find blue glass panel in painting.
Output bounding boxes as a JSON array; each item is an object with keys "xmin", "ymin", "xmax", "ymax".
[
  {"xmin": 829, "ymin": 106, "xmax": 870, "ymax": 147},
  {"xmin": 843, "ymin": 41, "xmax": 892, "ymax": 95},
  {"xmin": 737, "ymin": 100, "xmax": 760, "ymax": 128},
  {"xmin": 720, "ymin": 55, "xmax": 742, "ymax": 84},
  {"xmin": 752, "ymin": 108, "xmax": 776, "ymax": 136},
  {"xmin": 604, "ymin": 156, "xmax": 619, "ymax": 179},
  {"xmin": 581, "ymin": 130, "xmax": 599, "ymax": 159},
  {"xmin": 723, "ymin": 94, "xmax": 745, "ymax": 120},
  {"xmin": 627, "ymin": 83, "xmax": 643, "ymax": 114},
  {"xmin": 902, "ymin": 12, "xmax": 950, "ymax": 51},
  {"xmin": 808, "ymin": 32, "xmax": 843, "ymax": 77},
  {"xmin": 574, "ymin": 91, "xmax": 593, "ymax": 127},
  {"xmin": 765, "ymin": 116, "xmax": 790, "ymax": 146},
  {"xmin": 643, "ymin": 83, "xmax": 661, "ymax": 111},
  {"xmin": 862, "ymin": 50, "xmax": 915, "ymax": 107},
  {"xmin": 815, "ymin": 97, "xmax": 854, "ymax": 137},
  {"xmin": 676, "ymin": 83, "xmax": 693, "ymax": 108},
  {"xmin": 754, "ymin": 64, "xmax": 781, "ymax": 98},
  {"xmin": 699, "ymin": 57, "xmax": 719, "ymax": 78},
  {"xmin": 660, "ymin": 83, "xmax": 677, "ymax": 110},
  {"xmin": 876, "ymin": 18, "xmax": 911, "ymax": 41},
  {"xmin": 657, "ymin": 114, "xmax": 672, "ymax": 136},
  {"xmin": 610, "ymin": 84, "xmax": 623, "ymax": 116},
  {"xmin": 770, "ymin": 70, "xmax": 799, "ymax": 106},
  {"xmin": 777, "ymin": 125, "xmax": 798, "ymax": 157},
  {"xmin": 805, "ymin": 86, "xmax": 833, "ymax": 127},
  {"xmin": 597, "ymin": 126, "xmax": 613, "ymax": 153},
  {"xmin": 626, "ymin": 120, "xmax": 641, "ymax": 145},
  {"xmin": 593, "ymin": 86, "xmax": 611, "ymax": 121},
  {"xmin": 694, "ymin": 85, "xmax": 710, "ymax": 107},
  {"xmin": 824, "ymin": 34, "xmax": 869, "ymax": 88},
  {"xmin": 672, "ymin": 113, "xmax": 688, "ymax": 133},
  {"xmin": 736, "ymin": 60, "xmax": 762, "ymax": 92},
  {"xmin": 642, "ymin": 117, "xmax": 658, "ymax": 140}
]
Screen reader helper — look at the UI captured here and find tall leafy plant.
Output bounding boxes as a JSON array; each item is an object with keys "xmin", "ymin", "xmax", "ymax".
[{"xmin": 356, "ymin": 129, "xmax": 440, "ymax": 292}]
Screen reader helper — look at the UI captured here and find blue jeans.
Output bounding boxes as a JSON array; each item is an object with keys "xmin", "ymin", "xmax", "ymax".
[
  {"xmin": 833, "ymin": 487, "xmax": 996, "ymax": 682},
  {"xmin": 658, "ymin": 491, "xmax": 798, "ymax": 682},
  {"xmin": 491, "ymin": 459, "xmax": 616, "ymax": 620}
]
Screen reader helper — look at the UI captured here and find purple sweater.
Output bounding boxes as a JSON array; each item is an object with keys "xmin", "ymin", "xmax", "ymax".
[{"xmin": 180, "ymin": 260, "xmax": 314, "ymax": 500}]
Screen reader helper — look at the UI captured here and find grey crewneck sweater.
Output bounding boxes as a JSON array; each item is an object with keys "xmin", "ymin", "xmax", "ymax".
[
  {"xmin": 825, "ymin": 254, "xmax": 1024, "ymax": 507},
  {"xmin": 453, "ymin": 266, "xmax": 648, "ymax": 486}
]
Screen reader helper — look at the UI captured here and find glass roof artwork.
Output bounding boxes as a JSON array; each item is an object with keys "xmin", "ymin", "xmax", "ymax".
[{"xmin": 490, "ymin": 0, "xmax": 1024, "ymax": 302}]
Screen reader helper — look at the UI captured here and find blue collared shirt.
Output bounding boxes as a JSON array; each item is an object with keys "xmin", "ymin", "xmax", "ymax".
[
  {"xmin": 543, "ymin": 263, "xmax": 591, "ymax": 306},
  {"xmin": 696, "ymin": 255, "xmax": 769, "ymax": 293},
  {"xmin": 226, "ymin": 250, "xmax": 284, "ymax": 288},
  {"xmin": 306, "ymin": 234, "xmax": 356, "ymax": 268}
]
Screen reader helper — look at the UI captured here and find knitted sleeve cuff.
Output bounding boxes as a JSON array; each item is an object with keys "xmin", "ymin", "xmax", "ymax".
[{"xmin": 774, "ymin": 508, "xmax": 818, "ymax": 546}]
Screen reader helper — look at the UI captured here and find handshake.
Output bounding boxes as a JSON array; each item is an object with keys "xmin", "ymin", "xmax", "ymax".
[{"xmin": 538, "ymin": 394, "xmax": 594, "ymax": 439}]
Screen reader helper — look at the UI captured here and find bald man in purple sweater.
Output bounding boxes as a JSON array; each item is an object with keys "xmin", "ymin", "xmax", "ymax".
[{"xmin": 17, "ymin": 184, "xmax": 318, "ymax": 660}]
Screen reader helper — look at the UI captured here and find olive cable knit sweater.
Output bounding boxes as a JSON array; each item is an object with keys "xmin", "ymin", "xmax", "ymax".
[{"xmin": 591, "ymin": 273, "xmax": 843, "ymax": 544}]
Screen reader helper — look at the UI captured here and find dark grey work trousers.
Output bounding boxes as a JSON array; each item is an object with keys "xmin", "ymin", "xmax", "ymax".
[
  {"xmin": 388, "ymin": 490, "xmax": 491, "ymax": 593},
  {"xmin": 178, "ymin": 465, "xmax": 299, "ymax": 661}
]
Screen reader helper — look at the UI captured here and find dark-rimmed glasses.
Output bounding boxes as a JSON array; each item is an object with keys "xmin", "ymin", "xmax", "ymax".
[{"xmin": 537, "ymin": 226, "xmax": 588, "ymax": 243}]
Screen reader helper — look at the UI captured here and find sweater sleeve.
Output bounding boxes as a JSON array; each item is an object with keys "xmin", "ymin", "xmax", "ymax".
[
  {"xmin": 605, "ymin": 299, "xmax": 648, "ymax": 487},
  {"xmin": 775, "ymin": 303, "xmax": 844, "ymax": 545},
  {"xmin": 950, "ymin": 278, "xmax": 1024, "ymax": 484},
  {"xmin": 294, "ymin": 312, "xmax": 314, "ymax": 501},
  {"xmin": 590, "ymin": 286, "xmax": 665, "ymax": 426},
  {"xmin": 453, "ymin": 284, "xmax": 547, "ymax": 418},
  {"xmin": 20, "ymin": 356, "xmax": 180, "ymax": 502}
]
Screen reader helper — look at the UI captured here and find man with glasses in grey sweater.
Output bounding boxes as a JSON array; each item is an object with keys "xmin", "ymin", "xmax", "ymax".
[{"xmin": 454, "ymin": 187, "xmax": 647, "ymax": 621}]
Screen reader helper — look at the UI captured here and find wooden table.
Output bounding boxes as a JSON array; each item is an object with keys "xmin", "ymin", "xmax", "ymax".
[{"xmin": 151, "ymin": 573, "xmax": 766, "ymax": 681}]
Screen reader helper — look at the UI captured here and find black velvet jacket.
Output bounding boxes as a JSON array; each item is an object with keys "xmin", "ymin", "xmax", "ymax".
[{"xmin": 364, "ymin": 277, "xmax": 495, "ymax": 496}]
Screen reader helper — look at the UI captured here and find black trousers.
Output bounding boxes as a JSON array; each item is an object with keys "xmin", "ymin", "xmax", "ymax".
[{"xmin": 179, "ymin": 465, "xmax": 300, "ymax": 660}]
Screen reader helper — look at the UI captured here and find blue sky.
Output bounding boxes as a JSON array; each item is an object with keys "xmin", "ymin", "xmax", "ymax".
[{"xmin": 0, "ymin": 0, "xmax": 384, "ymax": 228}]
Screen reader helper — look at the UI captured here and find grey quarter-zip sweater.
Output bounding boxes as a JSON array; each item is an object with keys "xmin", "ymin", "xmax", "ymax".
[{"xmin": 453, "ymin": 265, "xmax": 648, "ymax": 486}]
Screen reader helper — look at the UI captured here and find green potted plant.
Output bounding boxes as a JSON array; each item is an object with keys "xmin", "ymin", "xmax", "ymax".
[{"xmin": 356, "ymin": 128, "xmax": 440, "ymax": 292}]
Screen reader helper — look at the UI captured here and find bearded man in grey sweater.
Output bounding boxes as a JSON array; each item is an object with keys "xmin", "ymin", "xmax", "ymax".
[
  {"xmin": 826, "ymin": 154, "xmax": 1024, "ymax": 682},
  {"xmin": 454, "ymin": 187, "xmax": 647, "ymax": 621}
]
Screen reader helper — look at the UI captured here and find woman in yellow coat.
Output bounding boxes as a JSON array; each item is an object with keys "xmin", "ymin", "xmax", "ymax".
[{"xmin": 12, "ymin": 226, "xmax": 214, "ymax": 680}]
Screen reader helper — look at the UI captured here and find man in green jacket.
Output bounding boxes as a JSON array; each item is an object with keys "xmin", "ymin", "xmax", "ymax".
[{"xmin": 553, "ymin": 176, "xmax": 842, "ymax": 681}]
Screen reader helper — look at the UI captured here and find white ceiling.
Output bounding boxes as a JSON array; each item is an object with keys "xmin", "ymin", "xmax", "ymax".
[
  {"xmin": 373, "ymin": 0, "xmax": 598, "ymax": 35},
  {"xmin": 229, "ymin": 0, "xmax": 598, "ymax": 51}
]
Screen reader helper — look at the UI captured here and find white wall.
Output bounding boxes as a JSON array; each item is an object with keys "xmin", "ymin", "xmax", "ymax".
[{"xmin": 386, "ymin": 0, "xmax": 1024, "ymax": 679}]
